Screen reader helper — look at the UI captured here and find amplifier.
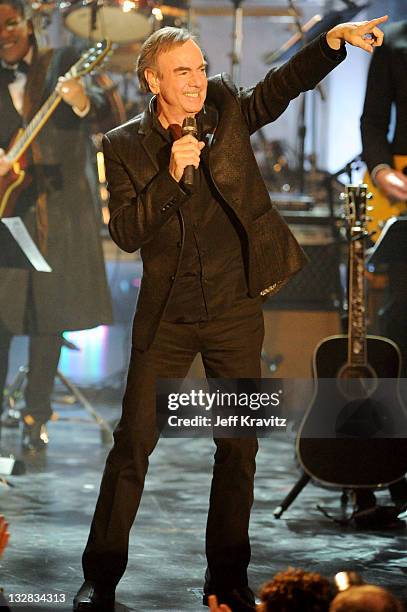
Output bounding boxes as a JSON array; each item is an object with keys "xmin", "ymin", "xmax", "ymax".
[{"xmin": 265, "ymin": 213, "xmax": 342, "ymax": 311}]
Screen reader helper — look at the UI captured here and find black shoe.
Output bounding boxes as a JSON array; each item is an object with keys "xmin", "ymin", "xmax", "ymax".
[
  {"xmin": 21, "ymin": 422, "xmax": 48, "ymax": 453},
  {"xmin": 73, "ymin": 581, "xmax": 115, "ymax": 611},
  {"xmin": 353, "ymin": 505, "xmax": 406, "ymax": 530},
  {"xmin": 203, "ymin": 586, "xmax": 255, "ymax": 611}
]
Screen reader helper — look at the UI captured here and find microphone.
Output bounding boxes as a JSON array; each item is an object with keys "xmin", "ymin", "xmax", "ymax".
[{"xmin": 182, "ymin": 116, "xmax": 198, "ymax": 188}]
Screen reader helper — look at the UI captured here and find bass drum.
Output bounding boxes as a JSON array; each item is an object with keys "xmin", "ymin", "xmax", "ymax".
[{"xmin": 63, "ymin": 0, "xmax": 153, "ymax": 43}]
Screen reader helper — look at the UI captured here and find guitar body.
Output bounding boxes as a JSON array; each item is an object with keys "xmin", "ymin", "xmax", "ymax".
[
  {"xmin": 297, "ymin": 334, "xmax": 407, "ymax": 488},
  {"xmin": 0, "ymin": 131, "xmax": 31, "ymax": 218},
  {"xmin": 363, "ymin": 154, "xmax": 407, "ymax": 242}
]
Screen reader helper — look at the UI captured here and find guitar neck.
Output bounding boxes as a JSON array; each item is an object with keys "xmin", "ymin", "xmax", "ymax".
[
  {"xmin": 348, "ymin": 232, "xmax": 367, "ymax": 365},
  {"xmin": 5, "ymin": 90, "xmax": 62, "ymax": 164},
  {"xmin": 346, "ymin": 184, "xmax": 368, "ymax": 366}
]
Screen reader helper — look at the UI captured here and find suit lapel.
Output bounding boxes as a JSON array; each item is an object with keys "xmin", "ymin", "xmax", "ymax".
[
  {"xmin": 137, "ymin": 96, "xmax": 166, "ymax": 183},
  {"xmin": 200, "ymin": 103, "xmax": 218, "ymax": 167},
  {"xmin": 140, "ymin": 128, "xmax": 164, "ymax": 175}
]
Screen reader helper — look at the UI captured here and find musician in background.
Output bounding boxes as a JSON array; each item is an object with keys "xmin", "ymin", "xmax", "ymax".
[
  {"xmin": 358, "ymin": 19, "xmax": 407, "ymax": 526},
  {"xmin": 0, "ymin": 0, "xmax": 112, "ymax": 452},
  {"xmin": 361, "ymin": 19, "xmax": 407, "ymax": 375}
]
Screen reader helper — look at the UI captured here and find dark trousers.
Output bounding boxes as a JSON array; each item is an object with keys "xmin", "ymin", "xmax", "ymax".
[
  {"xmin": 0, "ymin": 321, "xmax": 62, "ymax": 423},
  {"xmin": 82, "ymin": 298, "xmax": 264, "ymax": 590}
]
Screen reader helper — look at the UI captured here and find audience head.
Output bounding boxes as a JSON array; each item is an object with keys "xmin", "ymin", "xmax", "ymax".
[
  {"xmin": 257, "ymin": 567, "xmax": 337, "ymax": 611},
  {"xmin": 330, "ymin": 585, "xmax": 404, "ymax": 612}
]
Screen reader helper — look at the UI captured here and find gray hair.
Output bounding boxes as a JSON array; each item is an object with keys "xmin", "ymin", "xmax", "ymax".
[{"xmin": 136, "ymin": 27, "xmax": 197, "ymax": 93}]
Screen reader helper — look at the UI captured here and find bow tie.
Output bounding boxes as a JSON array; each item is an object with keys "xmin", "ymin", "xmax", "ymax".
[{"xmin": 0, "ymin": 60, "xmax": 30, "ymax": 84}]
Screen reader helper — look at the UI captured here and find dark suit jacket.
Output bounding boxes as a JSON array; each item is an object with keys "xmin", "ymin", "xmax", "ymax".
[
  {"xmin": 361, "ymin": 20, "xmax": 407, "ymax": 173},
  {"xmin": 104, "ymin": 35, "xmax": 345, "ymax": 351}
]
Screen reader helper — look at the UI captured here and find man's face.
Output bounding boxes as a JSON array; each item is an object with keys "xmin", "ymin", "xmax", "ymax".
[
  {"xmin": 0, "ymin": 4, "xmax": 32, "ymax": 65},
  {"xmin": 147, "ymin": 39, "xmax": 208, "ymax": 124}
]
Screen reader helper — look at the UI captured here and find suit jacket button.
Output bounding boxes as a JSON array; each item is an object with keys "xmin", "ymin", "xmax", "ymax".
[{"xmin": 170, "ymin": 275, "xmax": 175, "ymax": 281}]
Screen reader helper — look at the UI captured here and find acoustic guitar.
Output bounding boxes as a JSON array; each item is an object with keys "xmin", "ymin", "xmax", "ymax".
[
  {"xmin": 363, "ymin": 156, "xmax": 407, "ymax": 241},
  {"xmin": 297, "ymin": 184, "xmax": 407, "ymax": 488},
  {"xmin": 0, "ymin": 40, "xmax": 111, "ymax": 219}
]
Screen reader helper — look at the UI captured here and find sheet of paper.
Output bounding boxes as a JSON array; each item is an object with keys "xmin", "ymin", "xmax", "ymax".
[{"xmin": 1, "ymin": 217, "xmax": 52, "ymax": 272}]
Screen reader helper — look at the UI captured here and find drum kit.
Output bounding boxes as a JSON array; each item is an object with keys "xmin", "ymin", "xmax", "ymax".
[{"xmin": 31, "ymin": 1, "xmax": 301, "ymax": 75}]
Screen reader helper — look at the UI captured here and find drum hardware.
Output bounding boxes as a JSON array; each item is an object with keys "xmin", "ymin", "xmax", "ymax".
[
  {"xmin": 260, "ymin": 4, "xmax": 367, "ymax": 198},
  {"xmin": 263, "ymin": 1, "xmax": 369, "ymax": 64},
  {"xmin": 159, "ymin": 1, "xmax": 189, "ymax": 18},
  {"xmin": 2, "ymin": 360, "xmax": 114, "ymax": 446},
  {"xmin": 189, "ymin": 5, "xmax": 301, "ymax": 18},
  {"xmin": 230, "ymin": 0, "xmax": 243, "ymax": 83}
]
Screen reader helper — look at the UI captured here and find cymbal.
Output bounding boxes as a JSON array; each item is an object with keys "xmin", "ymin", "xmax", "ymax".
[{"xmin": 159, "ymin": 4, "xmax": 300, "ymax": 18}]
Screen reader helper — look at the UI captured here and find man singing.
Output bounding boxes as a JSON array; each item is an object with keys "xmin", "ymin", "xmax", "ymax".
[{"xmin": 74, "ymin": 17, "xmax": 387, "ymax": 612}]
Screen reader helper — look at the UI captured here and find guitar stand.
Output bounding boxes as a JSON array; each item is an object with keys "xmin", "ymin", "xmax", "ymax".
[
  {"xmin": 273, "ymin": 471, "xmax": 351, "ymax": 519},
  {"xmin": 3, "ymin": 365, "xmax": 113, "ymax": 445},
  {"xmin": 273, "ymin": 471, "xmax": 310, "ymax": 518}
]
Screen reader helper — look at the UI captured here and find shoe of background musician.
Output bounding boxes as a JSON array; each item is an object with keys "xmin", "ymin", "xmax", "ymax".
[
  {"xmin": 73, "ymin": 580, "xmax": 115, "ymax": 611},
  {"xmin": 352, "ymin": 505, "xmax": 406, "ymax": 530},
  {"xmin": 21, "ymin": 416, "xmax": 48, "ymax": 453}
]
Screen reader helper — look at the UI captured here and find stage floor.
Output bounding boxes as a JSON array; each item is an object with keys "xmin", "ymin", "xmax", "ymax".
[{"xmin": 0, "ymin": 324, "xmax": 406, "ymax": 611}]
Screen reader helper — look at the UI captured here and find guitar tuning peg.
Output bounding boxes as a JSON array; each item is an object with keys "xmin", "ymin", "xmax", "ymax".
[
  {"xmin": 366, "ymin": 206, "xmax": 374, "ymax": 211},
  {"xmin": 339, "ymin": 192, "xmax": 346, "ymax": 201},
  {"xmin": 366, "ymin": 192, "xmax": 373, "ymax": 199}
]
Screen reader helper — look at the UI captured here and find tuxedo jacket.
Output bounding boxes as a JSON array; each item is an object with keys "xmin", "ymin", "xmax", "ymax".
[
  {"xmin": 104, "ymin": 35, "xmax": 345, "ymax": 350},
  {"xmin": 361, "ymin": 20, "xmax": 407, "ymax": 173}
]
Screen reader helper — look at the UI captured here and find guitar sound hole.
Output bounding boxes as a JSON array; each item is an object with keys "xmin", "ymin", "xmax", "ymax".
[{"xmin": 336, "ymin": 364, "xmax": 378, "ymax": 400}]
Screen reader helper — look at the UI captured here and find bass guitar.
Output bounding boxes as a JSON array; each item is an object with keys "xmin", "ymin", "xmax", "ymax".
[
  {"xmin": 297, "ymin": 184, "xmax": 407, "ymax": 488},
  {"xmin": 0, "ymin": 39, "xmax": 111, "ymax": 219},
  {"xmin": 363, "ymin": 156, "xmax": 407, "ymax": 241}
]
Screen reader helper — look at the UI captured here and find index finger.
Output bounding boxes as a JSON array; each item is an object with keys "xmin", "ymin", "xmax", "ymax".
[{"xmin": 359, "ymin": 15, "xmax": 388, "ymax": 32}]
